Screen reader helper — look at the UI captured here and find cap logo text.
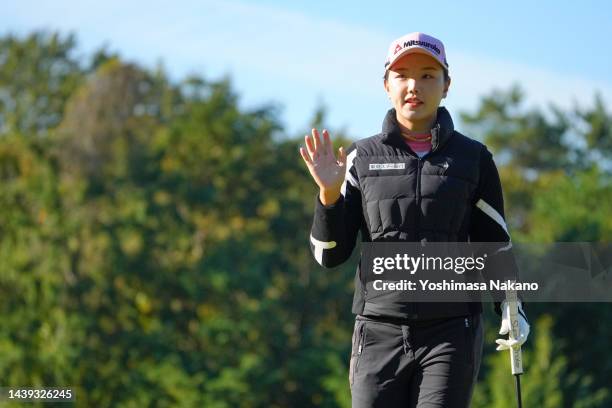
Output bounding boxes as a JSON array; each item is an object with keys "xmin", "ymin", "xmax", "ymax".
[{"xmin": 401, "ymin": 40, "xmax": 441, "ymax": 55}]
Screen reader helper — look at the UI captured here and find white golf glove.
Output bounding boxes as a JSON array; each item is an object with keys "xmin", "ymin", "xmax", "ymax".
[{"xmin": 495, "ymin": 300, "xmax": 530, "ymax": 351}]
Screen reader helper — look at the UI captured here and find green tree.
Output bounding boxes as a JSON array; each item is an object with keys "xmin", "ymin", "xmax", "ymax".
[{"xmin": 0, "ymin": 31, "xmax": 83, "ymax": 136}]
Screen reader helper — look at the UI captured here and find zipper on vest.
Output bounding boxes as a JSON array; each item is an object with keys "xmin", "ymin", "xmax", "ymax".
[
  {"xmin": 412, "ymin": 157, "xmax": 424, "ymax": 318},
  {"xmin": 415, "ymin": 157, "xmax": 424, "ymax": 239}
]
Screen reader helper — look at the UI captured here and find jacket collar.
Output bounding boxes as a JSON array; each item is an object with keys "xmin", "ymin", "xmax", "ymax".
[{"xmin": 381, "ymin": 106, "xmax": 455, "ymax": 153}]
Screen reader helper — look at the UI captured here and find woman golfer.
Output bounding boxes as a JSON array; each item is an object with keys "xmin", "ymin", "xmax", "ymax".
[{"xmin": 300, "ymin": 32, "xmax": 530, "ymax": 407}]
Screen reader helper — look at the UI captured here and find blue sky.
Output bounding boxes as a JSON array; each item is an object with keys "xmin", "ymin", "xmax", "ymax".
[{"xmin": 3, "ymin": 0, "xmax": 612, "ymax": 138}]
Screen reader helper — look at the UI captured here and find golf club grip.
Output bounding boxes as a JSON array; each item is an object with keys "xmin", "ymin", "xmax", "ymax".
[{"xmin": 506, "ymin": 289, "xmax": 524, "ymax": 375}]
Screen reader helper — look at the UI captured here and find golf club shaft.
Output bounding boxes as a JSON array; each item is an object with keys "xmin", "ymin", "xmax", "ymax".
[
  {"xmin": 515, "ymin": 374, "xmax": 522, "ymax": 408},
  {"xmin": 506, "ymin": 289, "xmax": 523, "ymax": 375}
]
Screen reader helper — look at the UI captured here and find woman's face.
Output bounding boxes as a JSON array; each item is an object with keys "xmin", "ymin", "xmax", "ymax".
[{"xmin": 384, "ymin": 53, "xmax": 450, "ymax": 131}]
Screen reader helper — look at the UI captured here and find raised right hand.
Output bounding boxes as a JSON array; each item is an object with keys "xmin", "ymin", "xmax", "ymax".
[{"xmin": 299, "ymin": 128, "xmax": 346, "ymax": 204}]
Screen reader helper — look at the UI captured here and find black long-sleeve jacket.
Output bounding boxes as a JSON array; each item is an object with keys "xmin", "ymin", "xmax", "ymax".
[{"xmin": 309, "ymin": 107, "xmax": 518, "ymax": 319}]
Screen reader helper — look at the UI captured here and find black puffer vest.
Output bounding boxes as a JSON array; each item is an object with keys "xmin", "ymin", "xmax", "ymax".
[{"xmin": 352, "ymin": 107, "xmax": 485, "ymax": 319}]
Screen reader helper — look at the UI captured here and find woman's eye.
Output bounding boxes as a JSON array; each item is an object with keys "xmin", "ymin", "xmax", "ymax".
[{"xmin": 423, "ymin": 74, "xmax": 433, "ymax": 79}]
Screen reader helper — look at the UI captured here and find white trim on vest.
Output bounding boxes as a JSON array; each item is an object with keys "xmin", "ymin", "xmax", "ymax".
[{"xmin": 341, "ymin": 149, "xmax": 359, "ymax": 196}]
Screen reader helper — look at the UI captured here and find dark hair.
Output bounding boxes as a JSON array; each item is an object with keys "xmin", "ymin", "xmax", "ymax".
[{"xmin": 383, "ymin": 68, "xmax": 450, "ymax": 82}]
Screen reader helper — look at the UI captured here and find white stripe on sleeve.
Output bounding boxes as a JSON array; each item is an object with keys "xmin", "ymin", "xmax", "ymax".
[
  {"xmin": 310, "ymin": 235, "xmax": 337, "ymax": 265},
  {"xmin": 476, "ymin": 199, "xmax": 510, "ymax": 237},
  {"xmin": 493, "ymin": 241, "xmax": 513, "ymax": 254}
]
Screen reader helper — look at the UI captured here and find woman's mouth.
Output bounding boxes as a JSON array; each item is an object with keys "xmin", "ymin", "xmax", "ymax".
[{"xmin": 405, "ymin": 98, "xmax": 423, "ymax": 108}]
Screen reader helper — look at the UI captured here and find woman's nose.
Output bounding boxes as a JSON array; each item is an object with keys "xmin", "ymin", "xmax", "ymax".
[{"xmin": 407, "ymin": 78, "xmax": 418, "ymax": 94}]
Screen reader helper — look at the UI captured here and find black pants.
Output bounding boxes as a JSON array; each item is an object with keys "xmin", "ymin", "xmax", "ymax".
[{"xmin": 349, "ymin": 313, "xmax": 484, "ymax": 408}]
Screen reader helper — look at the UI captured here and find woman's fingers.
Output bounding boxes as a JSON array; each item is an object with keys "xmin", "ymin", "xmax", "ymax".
[
  {"xmin": 338, "ymin": 146, "xmax": 346, "ymax": 166},
  {"xmin": 322, "ymin": 129, "xmax": 334, "ymax": 157},
  {"xmin": 304, "ymin": 134, "xmax": 315, "ymax": 159},
  {"xmin": 299, "ymin": 146, "xmax": 312, "ymax": 166},
  {"xmin": 312, "ymin": 128, "xmax": 323, "ymax": 153},
  {"xmin": 299, "ymin": 146, "xmax": 311, "ymax": 165},
  {"xmin": 305, "ymin": 128, "xmax": 340, "ymax": 164}
]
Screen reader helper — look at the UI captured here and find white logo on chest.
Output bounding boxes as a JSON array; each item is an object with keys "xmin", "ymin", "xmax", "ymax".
[{"xmin": 369, "ymin": 163, "xmax": 406, "ymax": 170}]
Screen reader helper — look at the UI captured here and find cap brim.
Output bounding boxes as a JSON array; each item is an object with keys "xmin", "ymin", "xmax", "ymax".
[{"xmin": 387, "ymin": 48, "xmax": 447, "ymax": 72}]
